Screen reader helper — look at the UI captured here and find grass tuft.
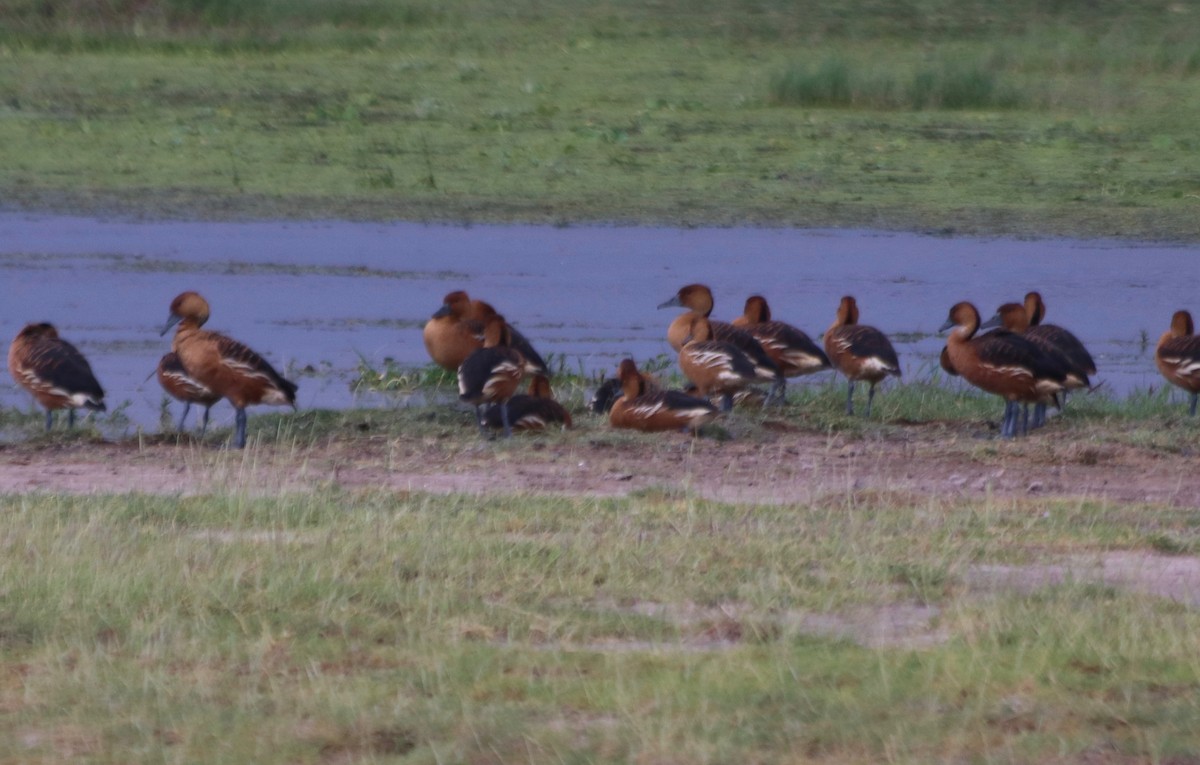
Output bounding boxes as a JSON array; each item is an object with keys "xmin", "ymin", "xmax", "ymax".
[{"xmin": 769, "ymin": 55, "xmax": 1022, "ymax": 110}]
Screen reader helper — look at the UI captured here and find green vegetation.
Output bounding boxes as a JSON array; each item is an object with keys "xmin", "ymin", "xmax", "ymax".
[
  {"xmin": 6, "ymin": 5, "xmax": 1200, "ymax": 760},
  {"xmin": 1, "ymin": 489, "xmax": 1199, "ymax": 762},
  {"xmin": 1, "ymin": 1, "xmax": 1199, "ymax": 237}
]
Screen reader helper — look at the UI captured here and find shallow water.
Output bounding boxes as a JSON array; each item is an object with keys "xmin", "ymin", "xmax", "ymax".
[{"xmin": 0, "ymin": 213, "xmax": 1194, "ymax": 431}]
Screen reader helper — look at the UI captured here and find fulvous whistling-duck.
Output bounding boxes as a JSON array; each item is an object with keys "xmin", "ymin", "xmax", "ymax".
[
  {"xmin": 939, "ymin": 346, "xmax": 958, "ymax": 377},
  {"xmin": 731, "ymin": 295, "xmax": 831, "ymax": 378},
  {"xmin": 161, "ymin": 291, "xmax": 298, "ymax": 449},
  {"xmin": 590, "ymin": 377, "xmax": 624, "ymax": 414},
  {"xmin": 658, "ymin": 283, "xmax": 784, "ymax": 402},
  {"xmin": 483, "ymin": 374, "xmax": 572, "ymax": 431},
  {"xmin": 609, "ymin": 359, "xmax": 719, "ymax": 432},
  {"xmin": 458, "ymin": 313, "xmax": 527, "ymax": 437},
  {"xmin": 981, "ymin": 302, "xmax": 1092, "ymax": 428},
  {"xmin": 1022, "ymin": 292, "xmax": 1097, "ymax": 380},
  {"xmin": 824, "ymin": 296, "xmax": 901, "ymax": 416},
  {"xmin": 469, "ymin": 299, "xmax": 548, "ymax": 376},
  {"xmin": 156, "ymin": 351, "xmax": 221, "ymax": 435},
  {"xmin": 423, "ymin": 291, "xmax": 548, "ymax": 377},
  {"xmin": 678, "ymin": 314, "xmax": 778, "ymax": 411},
  {"xmin": 8, "ymin": 322, "xmax": 106, "ymax": 430},
  {"xmin": 423, "ymin": 290, "xmax": 485, "ymax": 372},
  {"xmin": 589, "ymin": 365, "xmax": 660, "ymax": 414},
  {"xmin": 1155, "ymin": 310, "xmax": 1200, "ymax": 415},
  {"xmin": 939, "ymin": 301, "xmax": 1068, "ymax": 438}
]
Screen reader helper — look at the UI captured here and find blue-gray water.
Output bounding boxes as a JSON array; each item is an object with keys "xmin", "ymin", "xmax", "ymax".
[{"xmin": 1, "ymin": 213, "xmax": 1194, "ymax": 430}]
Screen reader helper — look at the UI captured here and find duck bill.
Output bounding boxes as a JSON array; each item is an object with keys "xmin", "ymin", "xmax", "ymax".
[
  {"xmin": 160, "ymin": 314, "xmax": 182, "ymax": 337},
  {"xmin": 978, "ymin": 313, "xmax": 1002, "ymax": 331},
  {"xmin": 657, "ymin": 295, "xmax": 683, "ymax": 310}
]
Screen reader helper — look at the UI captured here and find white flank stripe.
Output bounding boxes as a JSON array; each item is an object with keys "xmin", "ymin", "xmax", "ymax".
[
  {"xmin": 222, "ymin": 359, "xmax": 273, "ymax": 382},
  {"xmin": 987, "ymin": 365, "xmax": 1032, "ymax": 379},
  {"xmin": 781, "ymin": 352, "xmax": 821, "ymax": 366},
  {"xmin": 690, "ymin": 350, "xmax": 730, "ymax": 367},
  {"xmin": 860, "ymin": 357, "xmax": 895, "ymax": 375},
  {"xmin": 630, "ymin": 402, "xmax": 665, "ymax": 418}
]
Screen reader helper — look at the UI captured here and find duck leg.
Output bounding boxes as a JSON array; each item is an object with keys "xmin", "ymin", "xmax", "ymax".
[
  {"xmin": 1000, "ymin": 401, "xmax": 1016, "ymax": 439},
  {"xmin": 475, "ymin": 405, "xmax": 488, "ymax": 436},
  {"xmin": 770, "ymin": 377, "xmax": 786, "ymax": 406},
  {"xmin": 721, "ymin": 393, "xmax": 734, "ymax": 412},
  {"xmin": 68, "ymin": 409, "xmax": 76, "ymax": 429},
  {"xmin": 1191, "ymin": 393, "xmax": 1198, "ymax": 416},
  {"xmin": 865, "ymin": 384, "xmax": 877, "ymax": 418},
  {"xmin": 199, "ymin": 405, "xmax": 211, "ymax": 437},
  {"xmin": 1033, "ymin": 402, "xmax": 1047, "ymax": 429},
  {"xmin": 177, "ymin": 401, "xmax": 192, "ymax": 432},
  {"xmin": 845, "ymin": 381, "xmax": 855, "ymax": 415},
  {"xmin": 234, "ymin": 407, "xmax": 248, "ymax": 448},
  {"xmin": 500, "ymin": 400, "xmax": 512, "ymax": 439},
  {"xmin": 1021, "ymin": 403, "xmax": 1030, "ymax": 436},
  {"xmin": 44, "ymin": 410, "xmax": 53, "ymax": 432}
]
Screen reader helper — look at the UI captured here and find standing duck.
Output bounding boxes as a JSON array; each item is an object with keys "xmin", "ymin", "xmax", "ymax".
[
  {"xmin": 940, "ymin": 301, "xmax": 1068, "ymax": 438},
  {"xmin": 981, "ymin": 302, "xmax": 1092, "ymax": 428},
  {"xmin": 1022, "ymin": 292, "xmax": 1097, "ymax": 385},
  {"xmin": 1155, "ymin": 309, "xmax": 1200, "ymax": 415},
  {"xmin": 8, "ymin": 322, "xmax": 105, "ymax": 430},
  {"xmin": 731, "ymin": 295, "xmax": 832, "ymax": 379},
  {"xmin": 469, "ymin": 299, "xmax": 548, "ymax": 377},
  {"xmin": 458, "ymin": 313, "xmax": 527, "ymax": 438},
  {"xmin": 678, "ymin": 314, "xmax": 778, "ymax": 411},
  {"xmin": 824, "ymin": 296, "xmax": 901, "ymax": 416},
  {"xmin": 156, "ymin": 351, "xmax": 221, "ymax": 435},
  {"xmin": 609, "ymin": 359, "xmax": 719, "ymax": 432},
  {"xmin": 161, "ymin": 291, "xmax": 298, "ymax": 449},
  {"xmin": 658, "ymin": 283, "xmax": 784, "ymax": 403}
]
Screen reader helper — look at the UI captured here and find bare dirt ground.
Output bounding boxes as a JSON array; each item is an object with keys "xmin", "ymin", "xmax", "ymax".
[
  {"xmin": 0, "ymin": 421, "xmax": 1196, "ymax": 507},
  {"xmin": 3, "ymin": 422, "xmax": 1199, "ymax": 649}
]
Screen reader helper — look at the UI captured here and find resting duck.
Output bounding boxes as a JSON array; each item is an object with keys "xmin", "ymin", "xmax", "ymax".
[
  {"xmin": 609, "ymin": 359, "xmax": 719, "ymax": 432},
  {"xmin": 483, "ymin": 374, "xmax": 572, "ymax": 431},
  {"xmin": 8, "ymin": 322, "xmax": 106, "ymax": 430}
]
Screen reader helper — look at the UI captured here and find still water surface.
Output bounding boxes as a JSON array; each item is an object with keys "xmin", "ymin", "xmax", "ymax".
[{"xmin": 1, "ymin": 213, "xmax": 1195, "ymax": 430}]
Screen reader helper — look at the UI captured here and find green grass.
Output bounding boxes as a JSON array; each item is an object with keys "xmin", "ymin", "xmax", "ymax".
[
  {"xmin": 1, "ymin": 489, "xmax": 1199, "ymax": 762},
  {"xmin": 1, "ymin": 1, "xmax": 1199, "ymax": 237}
]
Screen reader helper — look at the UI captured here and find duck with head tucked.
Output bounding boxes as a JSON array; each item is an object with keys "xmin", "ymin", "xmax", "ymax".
[{"xmin": 8, "ymin": 322, "xmax": 106, "ymax": 431}]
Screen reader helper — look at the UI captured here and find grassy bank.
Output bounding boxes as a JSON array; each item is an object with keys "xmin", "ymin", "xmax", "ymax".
[
  {"xmin": 1, "ymin": 488, "xmax": 1198, "ymax": 762},
  {"xmin": 1, "ymin": 1, "xmax": 1199, "ymax": 237}
]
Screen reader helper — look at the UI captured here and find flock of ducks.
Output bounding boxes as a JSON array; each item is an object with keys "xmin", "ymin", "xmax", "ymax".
[{"xmin": 7, "ymin": 285, "xmax": 1200, "ymax": 446}]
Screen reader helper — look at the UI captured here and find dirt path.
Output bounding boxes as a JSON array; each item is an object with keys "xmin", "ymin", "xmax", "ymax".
[{"xmin": 1, "ymin": 425, "xmax": 1196, "ymax": 507}]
